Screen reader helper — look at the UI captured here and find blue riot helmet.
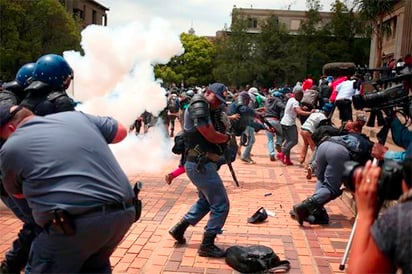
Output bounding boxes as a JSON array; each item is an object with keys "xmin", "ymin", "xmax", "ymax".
[
  {"xmin": 16, "ymin": 63, "xmax": 35, "ymax": 88},
  {"xmin": 32, "ymin": 54, "xmax": 73, "ymax": 90}
]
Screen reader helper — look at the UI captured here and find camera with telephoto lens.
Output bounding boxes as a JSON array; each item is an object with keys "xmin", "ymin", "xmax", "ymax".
[
  {"xmin": 352, "ymin": 83, "xmax": 411, "ymax": 113},
  {"xmin": 341, "ymin": 160, "xmax": 406, "ymax": 201}
]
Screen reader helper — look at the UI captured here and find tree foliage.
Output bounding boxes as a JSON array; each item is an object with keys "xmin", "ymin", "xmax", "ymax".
[
  {"xmin": 155, "ymin": 33, "xmax": 216, "ymax": 88},
  {"xmin": 0, "ymin": 0, "xmax": 81, "ymax": 81},
  {"xmin": 213, "ymin": 13, "xmax": 257, "ymax": 88}
]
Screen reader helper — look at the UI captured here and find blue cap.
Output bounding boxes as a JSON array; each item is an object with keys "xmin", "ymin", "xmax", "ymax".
[
  {"xmin": 208, "ymin": 83, "xmax": 227, "ymax": 103},
  {"xmin": 322, "ymin": 103, "xmax": 334, "ymax": 113}
]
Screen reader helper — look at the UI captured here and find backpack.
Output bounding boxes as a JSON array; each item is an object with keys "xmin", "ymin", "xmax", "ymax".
[
  {"xmin": 228, "ymin": 102, "xmax": 253, "ymax": 136},
  {"xmin": 171, "ymin": 131, "xmax": 186, "ymax": 155},
  {"xmin": 167, "ymin": 95, "xmax": 179, "ymax": 114},
  {"xmin": 301, "ymin": 89, "xmax": 318, "ymax": 109},
  {"xmin": 225, "ymin": 245, "xmax": 290, "ymax": 273}
]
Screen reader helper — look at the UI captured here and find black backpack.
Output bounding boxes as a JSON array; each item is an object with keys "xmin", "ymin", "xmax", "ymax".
[
  {"xmin": 167, "ymin": 96, "xmax": 179, "ymax": 113},
  {"xmin": 225, "ymin": 245, "xmax": 290, "ymax": 273},
  {"xmin": 171, "ymin": 131, "xmax": 186, "ymax": 155},
  {"xmin": 228, "ymin": 102, "xmax": 252, "ymax": 136}
]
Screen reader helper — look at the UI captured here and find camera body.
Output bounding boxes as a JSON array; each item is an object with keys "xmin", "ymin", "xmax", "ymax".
[
  {"xmin": 342, "ymin": 160, "xmax": 404, "ymax": 200},
  {"xmin": 351, "ymin": 67, "xmax": 411, "ymax": 127}
]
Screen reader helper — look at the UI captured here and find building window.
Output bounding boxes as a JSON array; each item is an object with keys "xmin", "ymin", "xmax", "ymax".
[
  {"xmin": 392, "ymin": 17, "xmax": 397, "ymax": 39},
  {"xmin": 290, "ymin": 19, "xmax": 301, "ymax": 31},
  {"xmin": 92, "ymin": 10, "xmax": 97, "ymax": 24},
  {"xmin": 73, "ymin": 8, "xmax": 84, "ymax": 19},
  {"xmin": 248, "ymin": 18, "xmax": 258, "ymax": 28}
]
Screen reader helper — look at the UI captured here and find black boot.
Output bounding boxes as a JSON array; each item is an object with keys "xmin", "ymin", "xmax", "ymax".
[
  {"xmin": 198, "ymin": 233, "xmax": 226, "ymax": 258},
  {"xmin": 169, "ymin": 218, "xmax": 190, "ymax": 245},
  {"xmin": 293, "ymin": 197, "xmax": 319, "ymax": 226},
  {"xmin": 307, "ymin": 207, "xmax": 329, "ymax": 225}
]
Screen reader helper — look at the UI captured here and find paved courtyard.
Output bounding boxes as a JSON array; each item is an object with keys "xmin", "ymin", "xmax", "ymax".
[{"xmin": 0, "ymin": 125, "xmax": 368, "ymax": 274}]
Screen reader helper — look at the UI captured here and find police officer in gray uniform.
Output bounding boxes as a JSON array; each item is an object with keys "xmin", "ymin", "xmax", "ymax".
[
  {"xmin": 0, "ymin": 62, "xmax": 41, "ymax": 274},
  {"xmin": 0, "ymin": 105, "xmax": 137, "ymax": 273},
  {"xmin": 168, "ymin": 83, "xmax": 231, "ymax": 258}
]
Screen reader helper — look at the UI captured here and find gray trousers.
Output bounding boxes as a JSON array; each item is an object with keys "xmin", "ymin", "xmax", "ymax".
[
  {"xmin": 281, "ymin": 124, "xmax": 298, "ymax": 157},
  {"xmin": 312, "ymin": 141, "xmax": 350, "ymax": 205}
]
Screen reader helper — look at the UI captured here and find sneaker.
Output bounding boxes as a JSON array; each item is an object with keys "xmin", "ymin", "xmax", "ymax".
[
  {"xmin": 306, "ymin": 167, "xmax": 312, "ymax": 180},
  {"xmin": 276, "ymin": 152, "xmax": 284, "ymax": 162},
  {"xmin": 241, "ymin": 157, "xmax": 256, "ymax": 164},
  {"xmin": 165, "ymin": 173, "xmax": 174, "ymax": 185},
  {"xmin": 269, "ymin": 155, "xmax": 275, "ymax": 161},
  {"xmin": 283, "ymin": 157, "xmax": 294, "ymax": 166}
]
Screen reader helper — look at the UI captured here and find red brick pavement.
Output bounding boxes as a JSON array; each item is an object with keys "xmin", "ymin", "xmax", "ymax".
[{"xmin": 0, "ymin": 127, "xmax": 365, "ymax": 274}]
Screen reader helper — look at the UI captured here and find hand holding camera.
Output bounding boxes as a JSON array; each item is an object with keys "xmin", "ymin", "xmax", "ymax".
[
  {"xmin": 353, "ymin": 160, "xmax": 381, "ymax": 220},
  {"xmin": 371, "ymin": 143, "xmax": 388, "ymax": 160}
]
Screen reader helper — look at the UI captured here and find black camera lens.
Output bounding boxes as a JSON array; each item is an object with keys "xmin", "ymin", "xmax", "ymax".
[{"xmin": 341, "ymin": 160, "xmax": 404, "ymax": 201}]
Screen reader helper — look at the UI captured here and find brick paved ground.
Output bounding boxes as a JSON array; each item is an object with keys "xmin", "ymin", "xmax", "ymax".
[{"xmin": 1, "ymin": 124, "xmax": 366, "ymax": 274}]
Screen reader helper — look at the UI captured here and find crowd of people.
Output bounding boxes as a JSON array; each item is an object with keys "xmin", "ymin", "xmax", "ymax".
[{"xmin": 0, "ymin": 52, "xmax": 411, "ymax": 273}]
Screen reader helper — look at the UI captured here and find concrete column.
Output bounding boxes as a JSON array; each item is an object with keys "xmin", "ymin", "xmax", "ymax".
[{"xmin": 401, "ymin": 0, "xmax": 412, "ymax": 55}]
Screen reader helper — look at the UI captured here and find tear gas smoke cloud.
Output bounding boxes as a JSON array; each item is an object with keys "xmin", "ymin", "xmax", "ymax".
[{"xmin": 63, "ymin": 18, "xmax": 184, "ymax": 176}]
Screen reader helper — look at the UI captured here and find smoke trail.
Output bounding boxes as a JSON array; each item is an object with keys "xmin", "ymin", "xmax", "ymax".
[{"xmin": 63, "ymin": 18, "xmax": 184, "ymax": 176}]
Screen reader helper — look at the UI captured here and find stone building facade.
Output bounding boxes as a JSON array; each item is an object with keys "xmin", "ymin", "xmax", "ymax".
[
  {"xmin": 59, "ymin": 0, "xmax": 109, "ymax": 28},
  {"xmin": 371, "ymin": 0, "xmax": 412, "ymax": 67}
]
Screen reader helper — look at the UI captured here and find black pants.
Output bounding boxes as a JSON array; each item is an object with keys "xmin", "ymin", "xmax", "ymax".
[{"xmin": 335, "ymin": 99, "xmax": 353, "ymax": 122}]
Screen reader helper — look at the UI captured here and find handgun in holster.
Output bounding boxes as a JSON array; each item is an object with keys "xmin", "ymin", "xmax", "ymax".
[
  {"xmin": 133, "ymin": 181, "xmax": 143, "ymax": 222},
  {"xmin": 196, "ymin": 154, "xmax": 208, "ymax": 172},
  {"xmin": 52, "ymin": 209, "xmax": 76, "ymax": 236}
]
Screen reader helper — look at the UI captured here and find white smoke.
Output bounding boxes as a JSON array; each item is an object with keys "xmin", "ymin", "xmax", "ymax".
[{"xmin": 63, "ymin": 17, "xmax": 184, "ymax": 176}]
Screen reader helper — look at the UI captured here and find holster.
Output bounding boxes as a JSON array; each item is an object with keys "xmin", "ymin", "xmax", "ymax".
[
  {"xmin": 133, "ymin": 181, "xmax": 143, "ymax": 222},
  {"xmin": 51, "ymin": 209, "xmax": 76, "ymax": 236},
  {"xmin": 187, "ymin": 148, "xmax": 220, "ymax": 172}
]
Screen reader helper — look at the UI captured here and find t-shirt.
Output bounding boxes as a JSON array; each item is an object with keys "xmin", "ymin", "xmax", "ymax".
[
  {"xmin": 280, "ymin": 97, "xmax": 300, "ymax": 126},
  {"xmin": 335, "ymin": 79, "xmax": 358, "ymax": 101},
  {"xmin": 301, "ymin": 111, "xmax": 327, "ymax": 133},
  {"xmin": 0, "ymin": 111, "xmax": 134, "ymax": 227},
  {"xmin": 371, "ymin": 200, "xmax": 412, "ymax": 273}
]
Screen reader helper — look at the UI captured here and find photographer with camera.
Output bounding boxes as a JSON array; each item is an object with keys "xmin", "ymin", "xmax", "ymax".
[{"xmin": 347, "ymin": 157, "xmax": 412, "ymax": 273}]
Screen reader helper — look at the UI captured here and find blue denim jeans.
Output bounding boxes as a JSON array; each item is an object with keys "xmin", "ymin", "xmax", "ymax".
[
  {"xmin": 184, "ymin": 161, "xmax": 230, "ymax": 234},
  {"xmin": 242, "ymin": 126, "xmax": 255, "ymax": 159},
  {"xmin": 265, "ymin": 119, "xmax": 283, "ymax": 156}
]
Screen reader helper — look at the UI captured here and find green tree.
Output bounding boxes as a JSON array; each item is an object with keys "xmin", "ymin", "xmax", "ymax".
[
  {"xmin": 298, "ymin": 0, "xmax": 326, "ymax": 79},
  {"xmin": 0, "ymin": 0, "xmax": 81, "ymax": 81},
  {"xmin": 255, "ymin": 15, "xmax": 305, "ymax": 87},
  {"xmin": 322, "ymin": 0, "xmax": 370, "ymax": 65},
  {"xmin": 213, "ymin": 13, "xmax": 257, "ymax": 88},
  {"xmin": 155, "ymin": 33, "xmax": 216, "ymax": 87}
]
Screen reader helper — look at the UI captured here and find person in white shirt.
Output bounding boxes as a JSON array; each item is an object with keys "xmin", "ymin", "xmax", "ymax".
[
  {"xmin": 299, "ymin": 103, "xmax": 334, "ymax": 165},
  {"xmin": 278, "ymin": 88, "xmax": 312, "ymax": 165},
  {"xmin": 335, "ymin": 75, "xmax": 360, "ymax": 125}
]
